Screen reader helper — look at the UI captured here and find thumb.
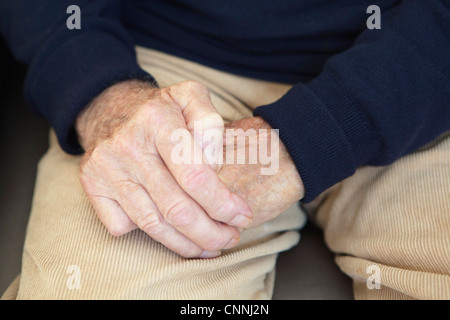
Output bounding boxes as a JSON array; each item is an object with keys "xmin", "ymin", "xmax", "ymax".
[{"xmin": 163, "ymin": 81, "xmax": 224, "ymax": 171}]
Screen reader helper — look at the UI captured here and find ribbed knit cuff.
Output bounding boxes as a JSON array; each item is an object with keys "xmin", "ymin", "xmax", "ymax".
[{"xmin": 254, "ymin": 78, "xmax": 381, "ymax": 202}]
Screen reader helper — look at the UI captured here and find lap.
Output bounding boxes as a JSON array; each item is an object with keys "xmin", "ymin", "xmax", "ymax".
[
  {"xmin": 14, "ymin": 132, "xmax": 304, "ymax": 300},
  {"xmin": 10, "ymin": 47, "xmax": 305, "ymax": 299}
]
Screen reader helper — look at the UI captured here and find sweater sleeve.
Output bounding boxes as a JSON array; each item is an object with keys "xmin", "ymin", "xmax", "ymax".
[
  {"xmin": 0, "ymin": 0, "xmax": 155, "ymax": 154},
  {"xmin": 254, "ymin": 0, "xmax": 450, "ymax": 202}
]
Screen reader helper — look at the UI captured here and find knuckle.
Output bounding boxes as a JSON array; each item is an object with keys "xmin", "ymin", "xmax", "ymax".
[
  {"xmin": 114, "ymin": 133, "xmax": 142, "ymax": 160},
  {"xmin": 183, "ymin": 80, "xmax": 208, "ymax": 94},
  {"xmin": 136, "ymin": 212, "xmax": 164, "ymax": 235},
  {"xmin": 86, "ymin": 145, "xmax": 106, "ymax": 166},
  {"xmin": 140, "ymin": 103, "xmax": 176, "ymax": 142},
  {"xmin": 211, "ymin": 199, "xmax": 234, "ymax": 220},
  {"xmin": 179, "ymin": 167, "xmax": 208, "ymax": 190},
  {"xmin": 138, "ymin": 101, "xmax": 162, "ymax": 121},
  {"xmin": 83, "ymin": 142, "xmax": 114, "ymax": 173},
  {"xmin": 166, "ymin": 202, "xmax": 193, "ymax": 227}
]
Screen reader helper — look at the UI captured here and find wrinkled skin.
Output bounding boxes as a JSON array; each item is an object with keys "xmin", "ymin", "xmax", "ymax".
[
  {"xmin": 76, "ymin": 80, "xmax": 252, "ymax": 258},
  {"xmin": 218, "ymin": 117, "xmax": 304, "ymax": 228},
  {"xmin": 76, "ymin": 79, "xmax": 304, "ymax": 259}
]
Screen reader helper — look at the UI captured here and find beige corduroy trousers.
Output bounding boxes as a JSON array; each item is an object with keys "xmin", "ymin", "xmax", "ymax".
[{"xmin": 2, "ymin": 47, "xmax": 449, "ymax": 300}]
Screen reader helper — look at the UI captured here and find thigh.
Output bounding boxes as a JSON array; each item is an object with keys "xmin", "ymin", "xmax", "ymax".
[
  {"xmin": 17, "ymin": 134, "xmax": 303, "ymax": 299},
  {"xmin": 309, "ymin": 132, "xmax": 450, "ymax": 299}
]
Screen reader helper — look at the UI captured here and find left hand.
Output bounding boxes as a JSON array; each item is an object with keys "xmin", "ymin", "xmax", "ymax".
[{"xmin": 218, "ymin": 117, "xmax": 305, "ymax": 228}]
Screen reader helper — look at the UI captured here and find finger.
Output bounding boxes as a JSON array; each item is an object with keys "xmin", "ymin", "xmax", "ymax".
[
  {"xmin": 156, "ymin": 128, "xmax": 253, "ymax": 229},
  {"xmin": 87, "ymin": 195, "xmax": 138, "ymax": 236},
  {"xmin": 114, "ymin": 180, "xmax": 221, "ymax": 258},
  {"xmin": 138, "ymin": 156, "xmax": 241, "ymax": 252},
  {"xmin": 163, "ymin": 81, "xmax": 224, "ymax": 170}
]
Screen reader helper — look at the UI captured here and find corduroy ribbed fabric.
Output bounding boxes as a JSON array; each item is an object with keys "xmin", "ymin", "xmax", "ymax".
[{"xmin": 304, "ymin": 132, "xmax": 450, "ymax": 300}]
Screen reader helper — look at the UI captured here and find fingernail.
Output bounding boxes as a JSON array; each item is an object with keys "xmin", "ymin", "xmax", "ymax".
[
  {"xmin": 230, "ymin": 214, "xmax": 253, "ymax": 229},
  {"xmin": 199, "ymin": 250, "xmax": 221, "ymax": 259},
  {"xmin": 224, "ymin": 236, "xmax": 240, "ymax": 249}
]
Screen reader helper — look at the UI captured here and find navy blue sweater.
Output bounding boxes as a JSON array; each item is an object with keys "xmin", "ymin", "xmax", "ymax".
[{"xmin": 0, "ymin": 1, "xmax": 449, "ymax": 202}]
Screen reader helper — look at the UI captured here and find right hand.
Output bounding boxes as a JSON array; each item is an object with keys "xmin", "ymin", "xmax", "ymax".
[{"xmin": 76, "ymin": 80, "xmax": 253, "ymax": 258}]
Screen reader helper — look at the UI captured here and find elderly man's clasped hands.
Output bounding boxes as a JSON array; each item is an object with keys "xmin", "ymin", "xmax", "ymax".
[{"xmin": 75, "ymin": 79, "xmax": 304, "ymax": 258}]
